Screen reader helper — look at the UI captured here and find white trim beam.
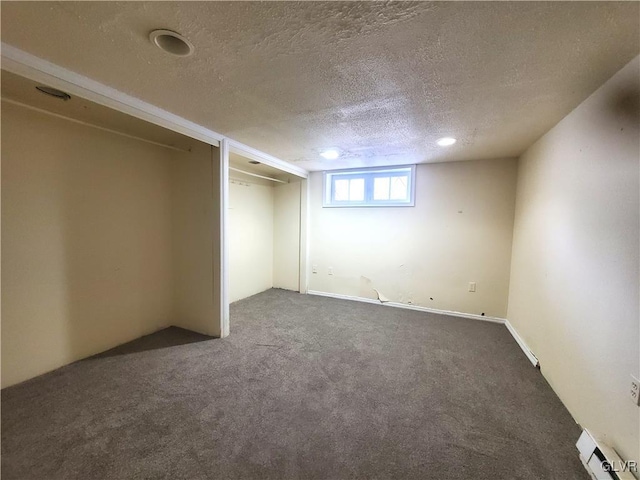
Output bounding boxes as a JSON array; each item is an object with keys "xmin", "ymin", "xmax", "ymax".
[
  {"xmin": 298, "ymin": 179, "xmax": 310, "ymax": 294},
  {"xmin": 1, "ymin": 43, "xmax": 224, "ymax": 147},
  {"xmin": 1, "ymin": 43, "xmax": 308, "ymax": 180},
  {"xmin": 228, "ymin": 139, "xmax": 307, "ymax": 179},
  {"xmin": 218, "ymin": 139, "xmax": 230, "ymax": 338}
]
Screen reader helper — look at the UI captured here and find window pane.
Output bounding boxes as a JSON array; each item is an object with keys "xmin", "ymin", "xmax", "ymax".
[
  {"xmin": 373, "ymin": 177, "xmax": 390, "ymax": 200},
  {"xmin": 349, "ymin": 178, "xmax": 365, "ymax": 201},
  {"xmin": 390, "ymin": 176, "xmax": 408, "ymax": 200},
  {"xmin": 334, "ymin": 179, "xmax": 349, "ymax": 201},
  {"xmin": 324, "ymin": 167, "xmax": 414, "ymax": 207}
]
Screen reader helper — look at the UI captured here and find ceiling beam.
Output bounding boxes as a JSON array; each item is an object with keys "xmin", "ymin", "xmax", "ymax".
[
  {"xmin": 228, "ymin": 140, "xmax": 307, "ymax": 178},
  {"xmin": 1, "ymin": 42, "xmax": 308, "ymax": 178}
]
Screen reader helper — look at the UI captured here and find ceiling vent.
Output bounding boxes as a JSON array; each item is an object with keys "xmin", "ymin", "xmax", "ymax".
[{"xmin": 149, "ymin": 29, "xmax": 194, "ymax": 57}]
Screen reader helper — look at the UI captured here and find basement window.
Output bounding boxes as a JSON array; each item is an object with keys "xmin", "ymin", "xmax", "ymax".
[{"xmin": 323, "ymin": 165, "xmax": 416, "ymax": 207}]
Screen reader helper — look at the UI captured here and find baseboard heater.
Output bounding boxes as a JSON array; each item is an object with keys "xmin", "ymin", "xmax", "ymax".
[{"xmin": 577, "ymin": 430, "xmax": 637, "ymax": 480}]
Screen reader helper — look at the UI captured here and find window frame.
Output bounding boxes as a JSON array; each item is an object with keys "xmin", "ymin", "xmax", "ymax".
[{"xmin": 322, "ymin": 165, "xmax": 416, "ymax": 208}]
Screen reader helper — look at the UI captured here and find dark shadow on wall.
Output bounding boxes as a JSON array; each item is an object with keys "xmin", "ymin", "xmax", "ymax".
[{"xmin": 608, "ymin": 85, "xmax": 640, "ymax": 123}]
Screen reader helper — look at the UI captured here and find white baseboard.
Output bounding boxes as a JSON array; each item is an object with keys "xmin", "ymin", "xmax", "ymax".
[
  {"xmin": 306, "ymin": 290, "xmax": 541, "ymax": 368},
  {"xmin": 505, "ymin": 320, "xmax": 539, "ymax": 367},
  {"xmin": 306, "ymin": 290, "xmax": 506, "ymax": 324},
  {"xmin": 308, "ymin": 290, "xmax": 381, "ymax": 306},
  {"xmin": 577, "ymin": 429, "xmax": 637, "ymax": 480}
]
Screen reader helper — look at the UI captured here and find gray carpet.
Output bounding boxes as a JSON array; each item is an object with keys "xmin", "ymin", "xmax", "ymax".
[{"xmin": 1, "ymin": 289, "xmax": 587, "ymax": 479}]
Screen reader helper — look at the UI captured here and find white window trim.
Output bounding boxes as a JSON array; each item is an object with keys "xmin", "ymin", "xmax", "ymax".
[{"xmin": 322, "ymin": 165, "xmax": 416, "ymax": 208}]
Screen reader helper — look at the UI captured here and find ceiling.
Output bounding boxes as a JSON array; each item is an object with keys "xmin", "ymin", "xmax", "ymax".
[{"xmin": 1, "ymin": 2, "xmax": 638, "ymax": 171}]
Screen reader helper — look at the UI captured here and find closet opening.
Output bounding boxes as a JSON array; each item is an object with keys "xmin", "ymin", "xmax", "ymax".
[
  {"xmin": 1, "ymin": 70, "xmax": 224, "ymax": 386},
  {"xmin": 228, "ymin": 152, "xmax": 306, "ymax": 325}
]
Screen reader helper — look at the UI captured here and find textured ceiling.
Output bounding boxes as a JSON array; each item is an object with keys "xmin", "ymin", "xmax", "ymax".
[{"xmin": 1, "ymin": 1, "xmax": 639, "ymax": 171}]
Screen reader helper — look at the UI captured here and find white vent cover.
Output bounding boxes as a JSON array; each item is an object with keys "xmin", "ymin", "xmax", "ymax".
[{"xmin": 576, "ymin": 430, "xmax": 637, "ymax": 480}]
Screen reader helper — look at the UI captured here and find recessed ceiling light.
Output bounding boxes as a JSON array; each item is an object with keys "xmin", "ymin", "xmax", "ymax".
[
  {"xmin": 149, "ymin": 29, "xmax": 194, "ymax": 57},
  {"xmin": 35, "ymin": 86, "xmax": 71, "ymax": 101},
  {"xmin": 436, "ymin": 137, "xmax": 457, "ymax": 147},
  {"xmin": 320, "ymin": 149, "xmax": 340, "ymax": 160}
]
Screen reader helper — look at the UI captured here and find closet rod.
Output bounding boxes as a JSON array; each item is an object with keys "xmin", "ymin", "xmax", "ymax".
[
  {"xmin": 2, "ymin": 97, "xmax": 191, "ymax": 153},
  {"xmin": 229, "ymin": 166, "xmax": 288, "ymax": 184}
]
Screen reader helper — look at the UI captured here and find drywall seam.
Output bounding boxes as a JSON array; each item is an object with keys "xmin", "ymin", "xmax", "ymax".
[
  {"xmin": 505, "ymin": 320, "xmax": 539, "ymax": 367},
  {"xmin": 1, "ymin": 43, "xmax": 308, "ymax": 179},
  {"xmin": 307, "ymin": 290, "xmax": 506, "ymax": 324}
]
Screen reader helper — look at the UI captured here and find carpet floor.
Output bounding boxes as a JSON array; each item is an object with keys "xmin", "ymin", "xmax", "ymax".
[{"xmin": 1, "ymin": 289, "xmax": 587, "ymax": 479}]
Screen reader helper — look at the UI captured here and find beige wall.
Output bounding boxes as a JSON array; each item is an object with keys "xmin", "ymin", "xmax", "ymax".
[
  {"xmin": 1, "ymin": 96, "xmax": 297, "ymax": 384},
  {"xmin": 1, "ymin": 101, "xmax": 174, "ymax": 387},
  {"xmin": 227, "ymin": 177, "xmax": 302, "ymax": 302},
  {"xmin": 273, "ymin": 181, "xmax": 301, "ymax": 291},
  {"xmin": 229, "ymin": 179, "xmax": 274, "ymax": 302},
  {"xmin": 170, "ymin": 143, "xmax": 219, "ymax": 337},
  {"xmin": 308, "ymin": 159, "xmax": 518, "ymax": 317},
  {"xmin": 507, "ymin": 56, "xmax": 639, "ymax": 464}
]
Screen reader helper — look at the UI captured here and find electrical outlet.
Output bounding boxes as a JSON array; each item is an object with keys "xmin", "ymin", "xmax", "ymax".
[
  {"xmin": 468, "ymin": 282, "xmax": 476, "ymax": 293},
  {"xmin": 312, "ymin": 265, "xmax": 318, "ymax": 274},
  {"xmin": 328, "ymin": 267, "xmax": 334, "ymax": 275},
  {"xmin": 631, "ymin": 375, "xmax": 640, "ymax": 406}
]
